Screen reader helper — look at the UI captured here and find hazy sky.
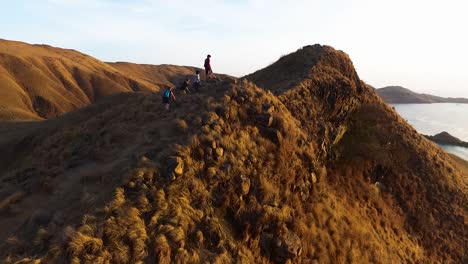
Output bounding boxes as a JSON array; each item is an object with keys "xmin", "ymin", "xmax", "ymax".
[{"xmin": 1, "ymin": 0, "xmax": 467, "ymax": 97}]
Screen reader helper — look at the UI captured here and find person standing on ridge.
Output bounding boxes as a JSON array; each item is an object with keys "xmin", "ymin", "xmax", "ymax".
[
  {"xmin": 192, "ymin": 70, "xmax": 201, "ymax": 92},
  {"xmin": 204, "ymin": 54, "xmax": 212, "ymax": 80},
  {"xmin": 162, "ymin": 86, "xmax": 177, "ymax": 111}
]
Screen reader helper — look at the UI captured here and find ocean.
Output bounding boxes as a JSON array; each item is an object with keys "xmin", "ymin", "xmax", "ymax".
[{"xmin": 392, "ymin": 103, "xmax": 468, "ymax": 161}]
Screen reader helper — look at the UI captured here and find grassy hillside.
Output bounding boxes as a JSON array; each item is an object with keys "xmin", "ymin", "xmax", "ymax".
[
  {"xmin": 0, "ymin": 39, "xmax": 196, "ymax": 121},
  {"xmin": 248, "ymin": 46, "xmax": 467, "ymax": 263},
  {"xmin": 108, "ymin": 62, "xmax": 199, "ymax": 90},
  {"xmin": 0, "ymin": 45, "xmax": 466, "ymax": 264}
]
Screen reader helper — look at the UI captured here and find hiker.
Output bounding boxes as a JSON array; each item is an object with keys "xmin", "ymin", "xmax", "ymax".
[
  {"xmin": 162, "ymin": 86, "xmax": 177, "ymax": 110},
  {"xmin": 204, "ymin": 54, "xmax": 212, "ymax": 79},
  {"xmin": 192, "ymin": 70, "xmax": 201, "ymax": 92},
  {"xmin": 179, "ymin": 78, "xmax": 191, "ymax": 94}
]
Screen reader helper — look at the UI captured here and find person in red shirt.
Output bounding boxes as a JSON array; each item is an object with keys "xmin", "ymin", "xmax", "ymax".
[{"xmin": 204, "ymin": 54, "xmax": 212, "ymax": 79}]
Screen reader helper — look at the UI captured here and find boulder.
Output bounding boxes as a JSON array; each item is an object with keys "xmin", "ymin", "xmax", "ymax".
[
  {"xmin": 174, "ymin": 162, "xmax": 184, "ymax": 175},
  {"xmin": 164, "ymin": 157, "xmax": 184, "ymax": 180},
  {"xmin": 275, "ymin": 231, "xmax": 302, "ymax": 263},
  {"xmin": 261, "ymin": 230, "xmax": 302, "ymax": 263}
]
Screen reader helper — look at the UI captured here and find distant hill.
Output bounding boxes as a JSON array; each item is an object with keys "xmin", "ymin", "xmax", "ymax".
[
  {"xmin": 424, "ymin": 131, "xmax": 468, "ymax": 148},
  {"xmin": 376, "ymin": 86, "xmax": 468, "ymax": 104},
  {"xmin": 0, "ymin": 39, "xmax": 197, "ymax": 121}
]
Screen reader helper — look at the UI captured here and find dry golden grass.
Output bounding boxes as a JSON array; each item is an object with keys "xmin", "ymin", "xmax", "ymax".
[
  {"xmin": 0, "ymin": 44, "xmax": 466, "ymax": 264},
  {"xmin": 0, "ymin": 39, "xmax": 197, "ymax": 120}
]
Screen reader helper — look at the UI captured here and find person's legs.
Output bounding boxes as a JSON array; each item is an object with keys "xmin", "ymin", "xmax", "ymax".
[{"xmin": 163, "ymin": 97, "xmax": 170, "ymax": 110}]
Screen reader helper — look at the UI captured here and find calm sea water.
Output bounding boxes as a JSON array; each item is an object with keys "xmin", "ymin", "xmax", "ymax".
[{"xmin": 393, "ymin": 103, "xmax": 468, "ymax": 160}]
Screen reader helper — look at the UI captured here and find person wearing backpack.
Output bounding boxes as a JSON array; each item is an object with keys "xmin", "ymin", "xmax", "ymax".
[
  {"xmin": 204, "ymin": 54, "xmax": 212, "ymax": 80},
  {"xmin": 162, "ymin": 86, "xmax": 177, "ymax": 110}
]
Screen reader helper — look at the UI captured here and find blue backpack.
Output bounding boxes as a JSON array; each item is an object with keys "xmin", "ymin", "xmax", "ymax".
[{"xmin": 163, "ymin": 89, "xmax": 171, "ymax": 98}]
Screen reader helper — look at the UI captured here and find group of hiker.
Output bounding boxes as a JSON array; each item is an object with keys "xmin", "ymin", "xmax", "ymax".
[{"xmin": 162, "ymin": 54, "xmax": 214, "ymax": 110}]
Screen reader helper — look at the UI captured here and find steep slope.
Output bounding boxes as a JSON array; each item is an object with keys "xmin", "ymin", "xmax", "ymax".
[
  {"xmin": 248, "ymin": 46, "xmax": 467, "ymax": 262},
  {"xmin": 1, "ymin": 45, "xmax": 466, "ymax": 264},
  {"xmin": 377, "ymin": 86, "xmax": 468, "ymax": 104},
  {"xmin": 0, "ymin": 39, "xmax": 195, "ymax": 121}
]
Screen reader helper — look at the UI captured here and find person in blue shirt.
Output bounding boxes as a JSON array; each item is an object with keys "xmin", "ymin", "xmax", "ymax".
[{"xmin": 162, "ymin": 86, "xmax": 177, "ymax": 110}]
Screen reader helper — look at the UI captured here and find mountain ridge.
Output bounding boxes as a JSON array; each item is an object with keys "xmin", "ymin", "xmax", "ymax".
[{"xmin": 0, "ymin": 44, "xmax": 466, "ymax": 263}]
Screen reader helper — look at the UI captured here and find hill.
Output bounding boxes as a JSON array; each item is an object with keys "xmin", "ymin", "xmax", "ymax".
[
  {"xmin": 108, "ymin": 62, "xmax": 200, "ymax": 90},
  {"xmin": 0, "ymin": 39, "xmax": 196, "ymax": 121},
  {"xmin": 376, "ymin": 86, "xmax": 468, "ymax": 104},
  {"xmin": 1, "ymin": 45, "xmax": 467, "ymax": 263},
  {"xmin": 424, "ymin": 131, "xmax": 468, "ymax": 148}
]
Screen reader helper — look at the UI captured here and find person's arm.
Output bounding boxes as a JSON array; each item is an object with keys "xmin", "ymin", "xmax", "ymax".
[{"xmin": 171, "ymin": 91, "xmax": 177, "ymax": 102}]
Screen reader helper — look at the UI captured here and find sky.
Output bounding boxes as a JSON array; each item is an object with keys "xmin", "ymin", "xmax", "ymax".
[{"xmin": 1, "ymin": 0, "xmax": 468, "ymax": 97}]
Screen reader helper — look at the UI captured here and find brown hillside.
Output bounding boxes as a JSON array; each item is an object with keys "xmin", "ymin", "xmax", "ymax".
[
  {"xmin": 248, "ymin": 45, "xmax": 468, "ymax": 262},
  {"xmin": 0, "ymin": 45, "xmax": 466, "ymax": 264},
  {"xmin": 0, "ymin": 39, "xmax": 196, "ymax": 121},
  {"xmin": 108, "ymin": 62, "xmax": 200, "ymax": 90}
]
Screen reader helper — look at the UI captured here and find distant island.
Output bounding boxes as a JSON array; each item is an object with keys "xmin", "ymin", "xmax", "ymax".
[
  {"xmin": 424, "ymin": 132, "xmax": 468, "ymax": 148},
  {"xmin": 376, "ymin": 86, "xmax": 468, "ymax": 104}
]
